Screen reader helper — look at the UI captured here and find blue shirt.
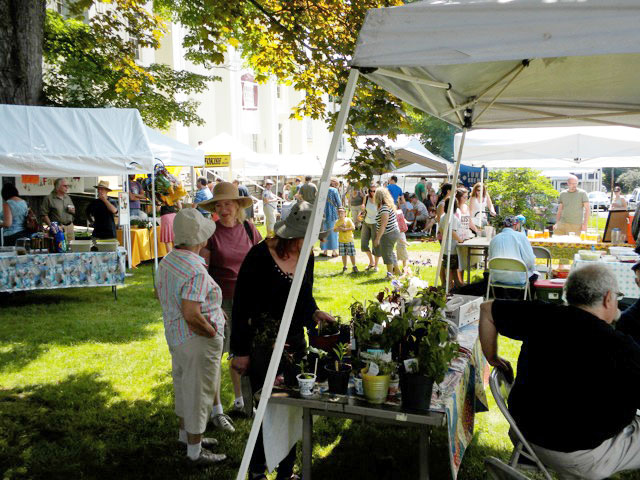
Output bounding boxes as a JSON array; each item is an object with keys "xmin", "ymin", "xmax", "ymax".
[
  {"xmin": 488, "ymin": 228, "xmax": 536, "ymax": 285},
  {"xmin": 3, "ymin": 199, "xmax": 28, "ymax": 236},
  {"xmin": 387, "ymin": 184, "xmax": 403, "ymax": 205},
  {"xmin": 194, "ymin": 187, "xmax": 213, "ymax": 215},
  {"xmin": 324, "ymin": 187, "xmax": 342, "ymax": 222}
]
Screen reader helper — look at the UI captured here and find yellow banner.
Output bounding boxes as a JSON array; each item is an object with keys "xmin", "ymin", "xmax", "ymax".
[{"xmin": 204, "ymin": 153, "xmax": 231, "ymax": 168}]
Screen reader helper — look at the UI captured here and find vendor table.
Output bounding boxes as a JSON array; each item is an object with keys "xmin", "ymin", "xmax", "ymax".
[
  {"xmin": 266, "ymin": 321, "xmax": 488, "ymax": 480},
  {"xmin": 571, "ymin": 255, "xmax": 640, "ymax": 299},
  {"xmin": 117, "ymin": 227, "xmax": 167, "ymax": 267},
  {"xmin": 457, "ymin": 237, "xmax": 490, "ymax": 284},
  {"xmin": 0, "ymin": 249, "xmax": 126, "ymax": 296}
]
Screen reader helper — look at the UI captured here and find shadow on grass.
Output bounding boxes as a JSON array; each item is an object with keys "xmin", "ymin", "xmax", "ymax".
[
  {"xmin": 0, "ymin": 343, "xmax": 48, "ymax": 373},
  {"xmin": 0, "ymin": 372, "xmax": 248, "ymax": 480},
  {"xmin": 357, "ymin": 277, "xmax": 390, "ymax": 285}
]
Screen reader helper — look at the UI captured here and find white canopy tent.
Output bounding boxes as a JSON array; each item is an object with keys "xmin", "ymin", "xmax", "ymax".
[
  {"xmin": 394, "ymin": 138, "xmax": 450, "ymax": 173},
  {"xmin": 144, "ymin": 126, "xmax": 204, "ymax": 167},
  {"xmin": 237, "ymin": 2, "xmax": 640, "ymax": 477},
  {"xmin": 454, "ymin": 126, "xmax": 640, "ymax": 168}
]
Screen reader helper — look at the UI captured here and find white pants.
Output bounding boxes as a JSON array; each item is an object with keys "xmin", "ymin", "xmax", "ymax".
[
  {"xmin": 264, "ymin": 205, "xmax": 276, "ymax": 233},
  {"xmin": 532, "ymin": 416, "xmax": 640, "ymax": 480}
]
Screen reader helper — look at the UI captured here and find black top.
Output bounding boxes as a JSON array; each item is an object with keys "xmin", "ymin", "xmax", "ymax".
[
  {"xmin": 493, "ymin": 299, "xmax": 640, "ymax": 452},
  {"xmin": 618, "ymin": 299, "xmax": 640, "ymax": 344},
  {"xmin": 231, "ymin": 241, "xmax": 318, "ymax": 357},
  {"xmin": 86, "ymin": 198, "xmax": 117, "ymax": 239}
]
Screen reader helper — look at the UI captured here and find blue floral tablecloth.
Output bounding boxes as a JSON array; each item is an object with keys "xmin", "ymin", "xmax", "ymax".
[
  {"xmin": 572, "ymin": 255, "xmax": 640, "ymax": 299},
  {"xmin": 0, "ymin": 249, "xmax": 126, "ymax": 292}
]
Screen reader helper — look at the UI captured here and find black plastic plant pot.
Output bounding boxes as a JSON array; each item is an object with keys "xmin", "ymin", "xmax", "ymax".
[
  {"xmin": 307, "ymin": 352, "xmax": 329, "ymax": 382},
  {"xmin": 325, "ymin": 364, "xmax": 352, "ymax": 395},
  {"xmin": 338, "ymin": 323, "xmax": 351, "ymax": 345},
  {"xmin": 282, "ymin": 362, "xmax": 301, "ymax": 388},
  {"xmin": 400, "ymin": 373, "xmax": 434, "ymax": 412}
]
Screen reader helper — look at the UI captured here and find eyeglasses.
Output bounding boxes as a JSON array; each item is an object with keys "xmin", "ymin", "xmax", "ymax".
[{"xmin": 616, "ymin": 292, "xmax": 625, "ymax": 300}]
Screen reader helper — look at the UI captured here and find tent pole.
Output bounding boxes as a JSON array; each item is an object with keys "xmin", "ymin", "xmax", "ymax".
[
  {"xmin": 151, "ymin": 169, "xmax": 159, "ymax": 272},
  {"xmin": 435, "ymin": 128, "xmax": 466, "ymax": 293},
  {"xmin": 123, "ymin": 175, "xmax": 132, "ymax": 270},
  {"xmin": 235, "ymin": 68, "xmax": 360, "ymax": 480}
]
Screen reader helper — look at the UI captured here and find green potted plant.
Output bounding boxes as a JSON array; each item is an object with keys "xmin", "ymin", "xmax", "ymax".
[
  {"xmin": 296, "ymin": 359, "xmax": 316, "ymax": 397},
  {"xmin": 324, "ymin": 342, "xmax": 352, "ymax": 395},
  {"xmin": 400, "ymin": 319, "xmax": 459, "ymax": 412},
  {"xmin": 306, "ymin": 346, "xmax": 329, "ymax": 383},
  {"xmin": 310, "ymin": 315, "xmax": 341, "ymax": 352},
  {"xmin": 361, "ymin": 358, "xmax": 396, "ymax": 404}
]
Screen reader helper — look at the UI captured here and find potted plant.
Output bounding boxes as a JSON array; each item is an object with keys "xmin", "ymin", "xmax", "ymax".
[
  {"xmin": 361, "ymin": 359, "xmax": 396, "ymax": 404},
  {"xmin": 324, "ymin": 342, "xmax": 352, "ymax": 395},
  {"xmin": 400, "ymin": 318, "xmax": 459, "ymax": 412},
  {"xmin": 309, "ymin": 316, "xmax": 341, "ymax": 352},
  {"xmin": 296, "ymin": 359, "xmax": 316, "ymax": 397},
  {"xmin": 306, "ymin": 346, "xmax": 329, "ymax": 383},
  {"xmin": 281, "ymin": 350, "xmax": 300, "ymax": 388}
]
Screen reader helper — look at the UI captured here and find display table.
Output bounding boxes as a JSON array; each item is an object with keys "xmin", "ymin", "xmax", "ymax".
[
  {"xmin": 0, "ymin": 249, "xmax": 126, "ymax": 295},
  {"xmin": 457, "ymin": 237, "xmax": 490, "ymax": 283},
  {"xmin": 266, "ymin": 321, "xmax": 488, "ymax": 479},
  {"xmin": 117, "ymin": 227, "xmax": 167, "ymax": 267},
  {"xmin": 571, "ymin": 255, "xmax": 640, "ymax": 299}
]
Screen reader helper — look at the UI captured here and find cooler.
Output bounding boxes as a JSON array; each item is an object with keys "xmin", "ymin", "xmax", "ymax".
[{"xmin": 534, "ymin": 279, "xmax": 565, "ymax": 304}]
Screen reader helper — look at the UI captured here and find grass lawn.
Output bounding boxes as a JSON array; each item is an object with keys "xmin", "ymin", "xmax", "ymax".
[{"xmin": 1, "ymin": 228, "xmax": 636, "ymax": 479}]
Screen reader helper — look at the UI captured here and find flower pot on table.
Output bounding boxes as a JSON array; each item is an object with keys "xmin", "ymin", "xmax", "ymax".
[
  {"xmin": 361, "ymin": 367, "xmax": 390, "ymax": 404},
  {"xmin": 325, "ymin": 364, "xmax": 352, "ymax": 395},
  {"xmin": 296, "ymin": 374, "xmax": 317, "ymax": 397},
  {"xmin": 309, "ymin": 331, "xmax": 340, "ymax": 352},
  {"xmin": 399, "ymin": 373, "xmax": 434, "ymax": 412}
]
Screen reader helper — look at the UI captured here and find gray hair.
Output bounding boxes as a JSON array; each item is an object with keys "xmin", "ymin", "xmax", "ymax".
[
  {"xmin": 54, "ymin": 178, "xmax": 66, "ymax": 189},
  {"xmin": 565, "ymin": 263, "xmax": 618, "ymax": 307}
]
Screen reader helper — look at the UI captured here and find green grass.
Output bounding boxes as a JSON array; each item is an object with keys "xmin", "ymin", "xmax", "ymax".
[{"xmin": 2, "ymin": 234, "xmax": 637, "ymax": 479}]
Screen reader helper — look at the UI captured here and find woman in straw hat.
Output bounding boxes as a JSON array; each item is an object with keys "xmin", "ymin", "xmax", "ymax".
[
  {"xmin": 86, "ymin": 180, "xmax": 117, "ymax": 240},
  {"xmin": 198, "ymin": 182, "xmax": 262, "ymax": 423},
  {"xmin": 156, "ymin": 208, "xmax": 227, "ymax": 466},
  {"xmin": 231, "ymin": 201, "xmax": 335, "ymax": 480}
]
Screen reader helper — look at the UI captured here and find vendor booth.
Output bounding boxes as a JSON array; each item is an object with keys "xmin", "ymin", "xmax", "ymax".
[{"xmin": 236, "ymin": 1, "xmax": 640, "ymax": 479}]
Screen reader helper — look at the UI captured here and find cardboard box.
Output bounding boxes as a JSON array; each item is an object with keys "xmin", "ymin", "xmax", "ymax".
[{"xmin": 444, "ymin": 295, "xmax": 483, "ymax": 327}]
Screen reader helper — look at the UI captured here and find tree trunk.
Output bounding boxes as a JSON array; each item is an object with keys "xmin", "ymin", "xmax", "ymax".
[{"xmin": 0, "ymin": 0, "xmax": 45, "ymax": 105}]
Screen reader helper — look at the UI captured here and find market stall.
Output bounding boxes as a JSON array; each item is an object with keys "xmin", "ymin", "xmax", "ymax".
[
  {"xmin": 116, "ymin": 227, "xmax": 167, "ymax": 268},
  {"xmin": 237, "ymin": 2, "xmax": 640, "ymax": 478}
]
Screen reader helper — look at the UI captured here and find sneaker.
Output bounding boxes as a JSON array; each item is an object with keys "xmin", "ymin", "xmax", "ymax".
[
  {"xmin": 342, "ymin": 266, "xmax": 348, "ymax": 273},
  {"xmin": 372, "ymin": 267, "xmax": 378, "ymax": 272},
  {"xmin": 189, "ymin": 449, "xmax": 226, "ymax": 466},
  {"xmin": 352, "ymin": 266, "xmax": 359, "ymax": 273},
  {"xmin": 180, "ymin": 437, "xmax": 219, "ymax": 448},
  {"xmin": 210, "ymin": 413, "xmax": 235, "ymax": 433}
]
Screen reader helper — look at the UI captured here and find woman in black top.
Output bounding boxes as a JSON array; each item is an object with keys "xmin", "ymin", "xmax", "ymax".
[
  {"xmin": 231, "ymin": 201, "xmax": 334, "ymax": 480},
  {"xmin": 86, "ymin": 181, "xmax": 117, "ymax": 239}
]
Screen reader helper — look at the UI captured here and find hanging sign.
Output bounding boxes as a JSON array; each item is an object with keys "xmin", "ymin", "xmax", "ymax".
[
  {"xmin": 118, "ymin": 191, "xmax": 130, "ymax": 226},
  {"xmin": 204, "ymin": 153, "xmax": 231, "ymax": 168}
]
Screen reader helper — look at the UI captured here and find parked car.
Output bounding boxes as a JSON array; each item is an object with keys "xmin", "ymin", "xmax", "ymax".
[
  {"xmin": 588, "ymin": 191, "xmax": 611, "ymax": 211},
  {"xmin": 628, "ymin": 187, "xmax": 640, "ymax": 210}
]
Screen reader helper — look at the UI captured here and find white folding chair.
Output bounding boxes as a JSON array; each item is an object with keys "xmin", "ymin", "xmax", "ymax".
[
  {"xmin": 489, "ymin": 369, "xmax": 553, "ymax": 480},
  {"xmin": 485, "ymin": 457, "xmax": 531, "ymax": 480},
  {"xmin": 486, "ymin": 257, "xmax": 531, "ymax": 300},
  {"xmin": 532, "ymin": 246, "xmax": 552, "ymax": 280}
]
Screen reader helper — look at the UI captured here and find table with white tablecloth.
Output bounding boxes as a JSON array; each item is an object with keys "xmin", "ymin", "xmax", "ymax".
[{"xmin": 571, "ymin": 255, "xmax": 640, "ymax": 299}]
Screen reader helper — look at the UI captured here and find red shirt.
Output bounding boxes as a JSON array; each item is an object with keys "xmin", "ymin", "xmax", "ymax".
[{"xmin": 206, "ymin": 220, "xmax": 262, "ymax": 299}]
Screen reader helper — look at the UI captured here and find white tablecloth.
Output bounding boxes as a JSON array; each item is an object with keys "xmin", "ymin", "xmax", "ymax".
[{"xmin": 572, "ymin": 255, "xmax": 640, "ymax": 298}]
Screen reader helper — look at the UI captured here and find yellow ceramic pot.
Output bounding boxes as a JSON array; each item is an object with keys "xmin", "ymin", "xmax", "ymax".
[{"xmin": 361, "ymin": 367, "xmax": 390, "ymax": 404}]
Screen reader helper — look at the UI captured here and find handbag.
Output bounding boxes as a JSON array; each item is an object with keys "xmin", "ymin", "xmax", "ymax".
[{"xmin": 25, "ymin": 207, "xmax": 41, "ymax": 234}]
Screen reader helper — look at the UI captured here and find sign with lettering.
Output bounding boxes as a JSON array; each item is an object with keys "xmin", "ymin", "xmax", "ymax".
[{"xmin": 204, "ymin": 154, "xmax": 231, "ymax": 168}]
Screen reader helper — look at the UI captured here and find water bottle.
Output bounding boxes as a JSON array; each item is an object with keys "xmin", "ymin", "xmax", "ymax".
[{"xmin": 612, "ymin": 228, "xmax": 621, "ymax": 244}]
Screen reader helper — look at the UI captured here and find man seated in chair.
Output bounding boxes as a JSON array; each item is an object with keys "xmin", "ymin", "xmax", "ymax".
[
  {"xmin": 488, "ymin": 216, "xmax": 537, "ymax": 298},
  {"xmin": 479, "ymin": 263, "xmax": 640, "ymax": 480}
]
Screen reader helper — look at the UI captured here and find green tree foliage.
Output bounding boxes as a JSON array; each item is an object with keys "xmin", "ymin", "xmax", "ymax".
[
  {"xmin": 42, "ymin": 2, "xmax": 214, "ymax": 129},
  {"xmin": 156, "ymin": 0, "xmax": 435, "ymax": 183},
  {"xmin": 407, "ymin": 108, "xmax": 457, "ymax": 161},
  {"xmin": 615, "ymin": 169, "xmax": 640, "ymax": 192},
  {"xmin": 487, "ymin": 169, "xmax": 558, "ymax": 230}
]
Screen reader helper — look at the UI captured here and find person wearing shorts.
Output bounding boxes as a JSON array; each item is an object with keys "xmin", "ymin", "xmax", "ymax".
[
  {"xmin": 156, "ymin": 209, "xmax": 227, "ymax": 466},
  {"xmin": 334, "ymin": 207, "xmax": 358, "ymax": 273},
  {"xmin": 373, "ymin": 188, "xmax": 402, "ymax": 276},
  {"xmin": 438, "ymin": 197, "xmax": 464, "ymax": 290}
]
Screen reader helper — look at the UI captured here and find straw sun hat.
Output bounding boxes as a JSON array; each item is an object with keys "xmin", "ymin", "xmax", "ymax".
[
  {"xmin": 199, "ymin": 181, "xmax": 252, "ymax": 212},
  {"xmin": 273, "ymin": 201, "xmax": 328, "ymax": 240},
  {"xmin": 93, "ymin": 180, "xmax": 112, "ymax": 191}
]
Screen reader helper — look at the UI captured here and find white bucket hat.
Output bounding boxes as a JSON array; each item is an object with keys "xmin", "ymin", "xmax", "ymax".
[{"xmin": 173, "ymin": 208, "xmax": 216, "ymax": 246}]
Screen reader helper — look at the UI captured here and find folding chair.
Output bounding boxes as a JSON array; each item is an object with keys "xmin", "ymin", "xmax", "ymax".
[
  {"xmin": 485, "ymin": 457, "xmax": 531, "ymax": 480},
  {"xmin": 489, "ymin": 369, "xmax": 553, "ymax": 480},
  {"xmin": 486, "ymin": 257, "xmax": 531, "ymax": 300},
  {"xmin": 532, "ymin": 246, "xmax": 552, "ymax": 280}
]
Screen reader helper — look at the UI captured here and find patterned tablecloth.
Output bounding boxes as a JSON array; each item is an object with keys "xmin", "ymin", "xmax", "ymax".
[
  {"xmin": 530, "ymin": 237, "xmax": 634, "ymax": 251},
  {"xmin": 571, "ymin": 255, "xmax": 640, "ymax": 299},
  {"xmin": 0, "ymin": 249, "xmax": 126, "ymax": 292}
]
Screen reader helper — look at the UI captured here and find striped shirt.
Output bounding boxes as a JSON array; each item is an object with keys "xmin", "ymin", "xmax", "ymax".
[
  {"xmin": 376, "ymin": 205, "xmax": 399, "ymax": 234},
  {"xmin": 156, "ymin": 249, "xmax": 225, "ymax": 347}
]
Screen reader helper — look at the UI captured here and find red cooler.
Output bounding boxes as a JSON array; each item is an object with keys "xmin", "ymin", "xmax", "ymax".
[{"xmin": 534, "ymin": 279, "xmax": 565, "ymax": 304}]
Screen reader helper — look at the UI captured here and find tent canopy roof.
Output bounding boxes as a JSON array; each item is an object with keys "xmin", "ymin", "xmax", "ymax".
[
  {"xmin": 394, "ymin": 139, "xmax": 450, "ymax": 173},
  {"xmin": 0, "ymin": 105, "xmax": 155, "ymax": 176},
  {"xmin": 352, "ymin": 0, "xmax": 640, "ymax": 129},
  {"xmin": 145, "ymin": 127, "xmax": 203, "ymax": 167},
  {"xmin": 455, "ymin": 126, "xmax": 640, "ymax": 168}
]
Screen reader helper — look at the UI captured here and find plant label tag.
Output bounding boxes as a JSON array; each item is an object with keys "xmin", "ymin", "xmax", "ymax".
[
  {"xmin": 395, "ymin": 413, "xmax": 408, "ymax": 422},
  {"xmin": 368, "ymin": 361, "xmax": 379, "ymax": 376},
  {"xmin": 404, "ymin": 358, "xmax": 418, "ymax": 373},
  {"xmin": 370, "ymin": 324, "xmax": 384, "ymax": 335}
]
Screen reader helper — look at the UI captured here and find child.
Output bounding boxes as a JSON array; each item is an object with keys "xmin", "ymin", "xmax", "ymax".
[
  {"xmin": 438, "ymin": 198, "xmax": 464, "ymax": 290},
  {"xmin": 334, "ymin": 207, "xmax": 358, "ymax": 273}
]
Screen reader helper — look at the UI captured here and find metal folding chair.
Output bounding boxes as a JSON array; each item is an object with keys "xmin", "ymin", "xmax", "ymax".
[
  {"xmin": 486, "ymin": 257, "xmax": 531, "ymax": 300},
  {"xmin": 532, "ymin": 246, "xmax": 552, "ymax": 280},
  {"xmin": 485, "ymin": 456, "xmax": 531, "ymax": 480},
  {"xmin": 489, "ymin": 369, "xmax": 553, "ymax": 480}
]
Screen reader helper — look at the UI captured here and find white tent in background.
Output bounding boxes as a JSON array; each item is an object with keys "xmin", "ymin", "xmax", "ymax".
[
  {"xmin": 394, "ymin": 138, "xmax": 450, "ymax": 173},
  {"xmin": 144, "ymin": 127, "xmax": 204, "ymax": 167},
  {"xmin": 455, "ymin": 126, "xmax": 640, "ymax": 168},
  {"xmin": 237, "ymin": 2, "xmax": 640, "ymax": 477}
]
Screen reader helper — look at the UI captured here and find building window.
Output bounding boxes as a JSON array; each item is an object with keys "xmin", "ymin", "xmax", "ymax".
[
  {"xmin": 132, "ymin": 39, "xmax": 140, "ymax": 61},
  {"xmin": 56, "ymin": 0, "xmax": 64, "ymax": 14},
  {"xmin": 252, "ymin": 134, "xmax": 259, "ymax": 152},
  {"xmin": 278, "ymin": 123, "xmax": 283, "ymax": 154},
  {"xmin": 339, "ymin": 136, "xmax": 346, "ymax": 153},
  {"xmin": 306, "ymin": 118, "xmax": 313, "ymax": 141},
  {"xmin": 276, "ymin": 84, "xmax": 281, "ymax": 99}
]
